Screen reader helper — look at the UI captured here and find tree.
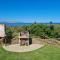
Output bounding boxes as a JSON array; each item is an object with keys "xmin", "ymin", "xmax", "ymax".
[
  {"xmin": 5, "ymin": 29, "xmax": 13, "ymax": 44},
  {"xmin": 49, "ymin": 21, "xmax": 54, "ymax": 30}
]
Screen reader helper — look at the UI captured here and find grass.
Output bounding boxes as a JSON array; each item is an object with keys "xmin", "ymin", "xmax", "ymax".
[{"xmin": 0, "ymin": 45, "xmax": 60, "ymax": 60}]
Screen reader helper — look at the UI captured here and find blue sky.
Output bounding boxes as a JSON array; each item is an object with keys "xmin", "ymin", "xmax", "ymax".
[{"xmin": 0, "ymin": 0, "xmax": 60, "ymax": 23}]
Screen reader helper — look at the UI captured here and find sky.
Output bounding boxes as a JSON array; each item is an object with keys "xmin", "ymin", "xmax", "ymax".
[{"xmin": 0, "ymin": 0, "xmax": 60, "ymax": 23}]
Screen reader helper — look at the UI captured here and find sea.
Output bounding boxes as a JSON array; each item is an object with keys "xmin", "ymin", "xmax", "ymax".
[
  {"xmin": 0, "ymin": 22, "xmax": 32, "ymax": 26},
  {"xmin": 0, "ymin": 22, "xmax": 60, "ymax": 27}
]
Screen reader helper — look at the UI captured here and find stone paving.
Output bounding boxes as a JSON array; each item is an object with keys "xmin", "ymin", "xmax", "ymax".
[{"xmin": 3, "ymin": 44, "xmax": 44, "ymax": 52}]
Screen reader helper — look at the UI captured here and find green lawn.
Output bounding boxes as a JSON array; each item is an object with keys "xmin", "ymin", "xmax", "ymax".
[{"xmin": 0, "ymin": 45, "xmax": 60, "ymax": 60}]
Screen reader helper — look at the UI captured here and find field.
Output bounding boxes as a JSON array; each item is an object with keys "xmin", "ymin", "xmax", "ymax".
[{"xmin": 0, "ymin": 45, "xmax": 60, "ymax": 60}]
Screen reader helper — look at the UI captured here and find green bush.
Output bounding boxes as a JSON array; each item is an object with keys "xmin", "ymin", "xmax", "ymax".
[{"xmin": 5, "ymin": 24, "xmax": 60, "ymax": 39}]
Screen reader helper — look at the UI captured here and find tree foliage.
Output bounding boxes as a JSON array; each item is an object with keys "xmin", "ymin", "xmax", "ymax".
[{"xmin": 5, "ymin": 23, "xmax": 60, "ymax": 39}]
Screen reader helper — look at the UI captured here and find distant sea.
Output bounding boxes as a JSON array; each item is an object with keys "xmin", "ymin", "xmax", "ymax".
[
  {"xmin": 6, "ymin": 23, "xmax": 32, "ymax": 26},
  {"xmin": 0, "ymin": 22, "xmax": 60, "ymax": 26},
  {"xmin": 0, "ymin": 22, "xmax": 32, "ymax": 26}
]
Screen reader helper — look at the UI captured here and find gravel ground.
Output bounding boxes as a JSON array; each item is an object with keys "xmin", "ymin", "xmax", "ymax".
[{"xmin": 3, "ymin": 44, "xmax": 44, "ymax": 52}]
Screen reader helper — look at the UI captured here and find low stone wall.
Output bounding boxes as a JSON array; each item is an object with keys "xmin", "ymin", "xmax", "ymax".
[
  {"xmin": 4, "ymin": 37, "xmax": 60, "ymax": 48},
  {"xmin": 32, "ymin": 38, "xmax": 43, "ymax": 44},
  {"xmin": 32, "ymin": 38, "xmax": 60, "ymax": 47},
  {"xmin": 42, "ymin": 39, "xmax": 60, "ymax": 45},
  {"xmin": 0, "ymin": 38, "xmax": 4, "ymax": 45},
  {"xmin": 11, "ymin": 38, "xmax": 19, "ymax": 44}
]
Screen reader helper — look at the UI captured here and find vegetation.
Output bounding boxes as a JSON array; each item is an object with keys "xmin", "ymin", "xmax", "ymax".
[
  {"xmin": 0, "ymin": 45, "xmax": 60, "ymax": 60},
  {"xmin": 5, "ymin": 23, "xmax": 60, "ymax": 40},
  {"xmin": 5, "ymin": 28, "xmax": 13, "ymax": 44}
]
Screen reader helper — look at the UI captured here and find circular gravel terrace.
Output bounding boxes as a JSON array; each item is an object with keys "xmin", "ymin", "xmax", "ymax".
[{"xmin": 3, "ymin": 44, "xmax": 44, "ymax": 52}]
